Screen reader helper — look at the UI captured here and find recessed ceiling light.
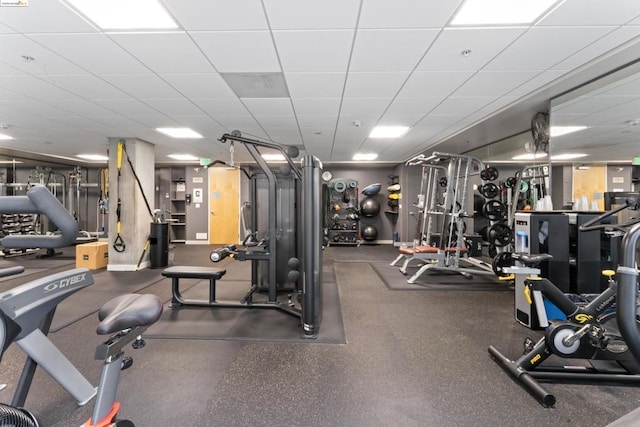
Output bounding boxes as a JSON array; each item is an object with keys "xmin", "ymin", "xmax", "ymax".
[
  {"xmin": 550, "ymin": 126, "xmax": 588, "ymax": 137},
  {"xmin": 168, "ymin": 154, "xmax": 199, "ymax": 161},
  {"xmin": 65, "ymin": 0, "xmax": 178, "ymax": 30},
  {"xmin": 0, "ymin": 133, "xmax": 14, "ymax": 140},
  {"xmin": 156, "ymin": 127, "xmax": 203, "ymax": 139},
  {"xmin": 77, "ymin": 154, "xmax": 108, "ymax": 161},
  {"xmin": 551, "ymin": 153, "xmax": 588, "ymax": 160},
  {"xmin": 353, "ymin": 153, "xmax": 378, "ymax": 161},
  {"xmin": 369, "ymin": 126, "xmax": 410, "ymax": 139},
  {"xmin": 512, "ymin": 153, "xmax": 548, "ymax": 160},
  {"xmin": 450, "ymin": 0, "xmax": 558, "ymax": 26},
  {"xmin": 262, "ymin": 153, "xmax": 286, "ymax": 161}
]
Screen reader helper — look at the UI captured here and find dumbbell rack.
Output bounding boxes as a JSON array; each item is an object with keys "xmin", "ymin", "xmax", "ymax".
[{"xmin": 399, "ymin": 152, "xmax": 495, "ymax": 283}]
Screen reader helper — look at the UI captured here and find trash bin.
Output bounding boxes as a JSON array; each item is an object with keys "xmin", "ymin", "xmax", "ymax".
[{"xmin": 149, "ymin": 222, "xmax": 169, "ymax": 269}]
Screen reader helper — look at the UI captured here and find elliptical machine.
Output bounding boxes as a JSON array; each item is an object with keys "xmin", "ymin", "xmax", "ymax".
[{"xmin": 488, "ymin": 198, "xmax": 640, "ymax": 406}]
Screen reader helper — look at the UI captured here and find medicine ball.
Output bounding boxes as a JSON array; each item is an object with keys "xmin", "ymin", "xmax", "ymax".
[
  {"xmin": 362, "ymin": 225, "xmax": 378, "ymax": 241},
  {"xmin": 360, "ymin": 198, "xmax": 380, "ymax": 217}
]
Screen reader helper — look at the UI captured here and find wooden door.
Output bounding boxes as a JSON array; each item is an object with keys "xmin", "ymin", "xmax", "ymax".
[
  {"xmin": 209, "ymin": 168, "xmax": 240, "ymax": 244},
  {"xmin": 573, "ymin": 166, "xmax": 606, "ymax": 210}
]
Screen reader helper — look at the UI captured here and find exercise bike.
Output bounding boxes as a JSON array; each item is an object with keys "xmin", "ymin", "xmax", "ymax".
[
  {"xmin": 0, "ymin": 264, "xmax": 163, "ymax": 426},
  {"xmin": 488, "ymin": 201, "xmax": 640, "ymax": 406}
]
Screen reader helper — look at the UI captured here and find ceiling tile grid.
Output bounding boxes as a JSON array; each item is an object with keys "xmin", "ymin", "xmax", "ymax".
[{"xmin": 0, "ymin": 1, "xmax": 639, "ymax": 163}]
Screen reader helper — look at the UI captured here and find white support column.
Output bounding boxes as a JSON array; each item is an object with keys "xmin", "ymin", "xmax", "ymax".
[{"xmin": 107, "ymin": 138, "xmax": 155, "ymax": 271}]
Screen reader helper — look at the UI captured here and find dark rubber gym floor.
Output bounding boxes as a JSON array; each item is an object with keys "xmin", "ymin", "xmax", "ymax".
[{"xmin": 2, "ymin": 244, "xmax": 640, "ymax": 426}]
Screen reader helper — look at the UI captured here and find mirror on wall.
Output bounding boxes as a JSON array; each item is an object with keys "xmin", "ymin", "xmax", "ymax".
[{"xmin": 550, "ymin": 61, "xmax": 640, "ymax": 210}]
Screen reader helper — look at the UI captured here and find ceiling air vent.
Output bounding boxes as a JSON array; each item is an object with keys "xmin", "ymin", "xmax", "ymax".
[{"xmin": 220, "ymin": 72, "xmax": 289, "ymax": 98}]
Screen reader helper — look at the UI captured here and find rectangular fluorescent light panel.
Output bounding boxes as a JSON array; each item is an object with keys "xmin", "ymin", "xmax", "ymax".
[
  {"xmin": 157, "ymin": 127, "xmax": 203, "ymax": 138},
  {"xmin": 168, "ymin": 154, "xmax": 199, "ymax": 161},
  {"xmin": 65, "ymin": 0, "xmax": 178, "ymax": 30},
  {"xmin": 77, "ymin": 154, "xmax": 108, "ymax": 161},
  {"xmin": 451, "ymin": 0, "xmax": 558, "ymax": 25},
  {"xmin": 353, "ymin": 153, "xmax": 378, "ymax": 161},
  {"xmin": 512, "ymin": 153, "xmax": 548, "ymax": 161},
  {"xmin": 550, "ymin": 126, "xmax": 588, "ymax": 137},
  {"xmin": 221, "ymin": 73, "xmax": 289, "ymax": 98},
  {"xmin": 0, "ymin": 133, "xmax": 14, "ymax": 140},
  {"xmin": 369, "ymin": 126, "xmax": 409, "ymax": 139},
  {"xmin": 551, "ymin": 153, "xmax": 588, "ymax": 161},
  {"xmin": 262, "ymin": 153, "xmax": 286, "ymax": 161}
]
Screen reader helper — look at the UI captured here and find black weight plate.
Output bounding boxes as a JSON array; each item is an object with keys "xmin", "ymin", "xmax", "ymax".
[
  {"xmin": 505, "ymin": 176, "xmax": 517, "ymax": 188},
  {"xmin": 439, "ymin": 176, "xmax": 448, "ymax": 187},
  {"xmin": 492, "ymin": 251, "xmax": 513, "ymax": 277},
  {"xmin": 480, "ymin": 182, "xmax": 499, "ymax": 199},
  {"xmin": 488, "ymin": 222, "xmax": 513, "ymax": 247},
  {"xmin": 482, "ymin": 200, "xmax": 506, "ymax": 221},
  {"xmin": 480, "ymin": 166, "xmax": 499, "ymax": 181}
]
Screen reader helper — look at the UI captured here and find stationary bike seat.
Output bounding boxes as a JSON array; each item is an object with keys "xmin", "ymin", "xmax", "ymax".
[
  {"xmin": 511, "ymin": 253, "xmax": 553, "ymax": 267},
  {"xmin": 97, "ymin": 294, "xmax": 163, "ymax": 335}
]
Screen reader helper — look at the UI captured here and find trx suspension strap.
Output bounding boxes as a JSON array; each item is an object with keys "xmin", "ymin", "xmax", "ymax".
[{"xmin": 113, "ymin": 141, "xmax": 126, "ymax": 252}]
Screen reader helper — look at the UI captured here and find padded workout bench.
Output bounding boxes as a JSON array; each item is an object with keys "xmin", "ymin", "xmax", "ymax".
[{"xmin": 162, "ymin": 266, "xmax": 227, "ymax": 308}]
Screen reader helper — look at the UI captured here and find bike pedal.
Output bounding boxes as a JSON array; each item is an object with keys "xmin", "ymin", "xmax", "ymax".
[
  {"xmin": 523, "ymin": 337, "xmax": 535, "ymax": 353},
  {"xmin": 121, "ymin": 356, "xmax": 133, "ymax": 371}
]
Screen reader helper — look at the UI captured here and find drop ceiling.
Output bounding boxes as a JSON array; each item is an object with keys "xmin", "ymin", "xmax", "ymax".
[{"xmin": 0, "ymin": 0, "xmax": 639, "ymax": 166}]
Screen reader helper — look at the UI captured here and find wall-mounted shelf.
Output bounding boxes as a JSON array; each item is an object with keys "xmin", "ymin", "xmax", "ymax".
[{"xmin": 169, "ymin": 167, "xmax": 187, "ymax": 243}]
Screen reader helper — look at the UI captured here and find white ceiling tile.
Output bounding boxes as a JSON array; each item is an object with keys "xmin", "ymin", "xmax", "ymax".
[
  {"xmin": 485, "ymin": 26, "xmax": 615, "ymax": 70},
  {"xmin": 359, "ymin": 0, "xmax": 460, "ymax": 29},
  {"xmin": 264, "ymin": 0, "xmax": 360, "ymax": 30},
  {"xmin": 274, "ymin": 30, "xmax": 354, "ymax": 72},
  {"xmin": 191, "ymin": 31, "xmax": 280, "ymax": 73},
  {"xmin": 93, "ymin": 99, "xmax": 164, "ymax": 117},
  {"xmin": 398, "ymin": 71, "xmax": 474, "ymax": 98},
  {"xmin": 0, "ymin": 61, "xmax": 23, "ymax": 75},
  {"xmin": 0, "ymin": 35, "xmax": 87, "ymax": 75},
  {"xmin": 292, "ymin": 98, "xmax": 341, "ymax": 116},
  {"xmin": 553, "ymin": 27, "xmax": 640, "ymax": 70},
  {"xmin": 29, "ymin": 34, "xmax": 150, "ymax": 74},
  {"xmin": 539, "ymin": 0, "xmax": 640, "ymax": 26},
  {"xmin": 385, "ymin": 98, "xmax": 442, "ymax": 116},
  {"xmin": 214, "ymin": 115, "xmax": 261, "ymax": 129},
  {"xmin": 47, "ymin": 75, "xmax": 128, "ymax": 99},
  {"xmin": 164, "ymin": 0, "xmax": 268, "ymax": 30},
  {"xmin": 0, "ymin": 75, "xmax": 81, "ymax": 100},
  {"xmin": 52, "ymin": 99, "xmax": 122, "ymax": 117},
  {"xmin": 376, "ymin": 114, "xmax": 424, "ymax": 127},
  {"xmin": 0, "ymin": 1, "xmax": 97, "ymax": 33},
  {"xmin": 242, "ymin": 98, "xmax": 294, "ymax": 116},
  {"xmin": 507, "ymin": 70, "xmax": 568, "ymax": 98},
  {"xmin": 430, "ymin": 97, "xmax": 493, "ymax": 115},
  {"xmin": 161, "ymin": 73, "xmax": 238, "ymax": 99},
  {"xmin": 336, "ymin": 116, "xmax": 381, "ymax": 129},
  {"xmin": 192, "ymin": 98, "xmax": 249, "ymax": 116},
  {"xmin": 453, "ymin": 70, "xmax": 541, "ymax": 97},
  {"xmin": 0, "ymin": 21, "xmax": 16, "ymax": 33},
  {"xmin": 350, "ymin": 29, "xmax": 439, "ymax": 72},
  {"xmin": 297, "ymin": 115, "xmax": 338, "ymax": 128},
  {"xmin": 340, "ymin": 98, "xmax": 391, "ymax": 116},
  {"xmin": 139, "ymin": 98, "xmax": 205, "ymax": 116},
  {"xmin": 255, "ymin": 115, "xmax": 298, "ymax": 127},
  {"xmin": 344, "ymin": 72, "xmax": 410, "ymax": 97},
  {"xmin": 416, "ymin": 27, "xmax": 527, "ymax": 71},
  {"xmin": 285, "ymin": 72, "xmax": 346, "ymax": 98},
  {"xmin": 8, "ymin": 99, "xmax": 76, "ymax": 118},
  {"xmin": 100, "ymin": 74, "xmax": 182, "ymax": 99},
  {"xmin": 110, "ymin": 33, "xmax": 214, "ymax": 74}
]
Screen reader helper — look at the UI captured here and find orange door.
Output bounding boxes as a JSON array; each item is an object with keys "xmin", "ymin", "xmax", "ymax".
[{"xmin": 209, "ymin": 168, "xmax": 240, "ymax": 244}]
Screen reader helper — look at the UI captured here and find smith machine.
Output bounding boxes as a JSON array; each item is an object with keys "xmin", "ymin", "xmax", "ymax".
[
  {"xmin": 391, "ymin": 152, "xmax": 496, "ymax": 283},
  {"xmin": 169, "ymin": 131, "xmax": 324, "ymax": 338}
]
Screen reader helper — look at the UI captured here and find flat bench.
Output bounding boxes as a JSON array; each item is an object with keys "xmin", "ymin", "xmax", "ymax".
[{"xmin": 161, "ymin": 266, "xmax": 226, "ymax": 308}]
